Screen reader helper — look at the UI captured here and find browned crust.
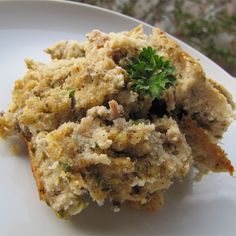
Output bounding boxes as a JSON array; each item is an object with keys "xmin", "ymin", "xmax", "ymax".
[
  {"xmin": 208, "ymin": 78, "xmax": 235, "ymax": 109},
  {"xmin": 181, "ymin": 116, "xmax": 234, "ymax": 175},
  {"xmin": 125, "ymin": 192, "xmax": 164, "ymax": 212},
  {"xmin": 28, "ymin": 142, "xmax": 46, "ymax": 201}
]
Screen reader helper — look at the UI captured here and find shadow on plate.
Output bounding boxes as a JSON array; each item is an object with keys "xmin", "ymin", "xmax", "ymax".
[{"xmin": 69, "ymin": 171, "xmax": 194, "ymax": 235}]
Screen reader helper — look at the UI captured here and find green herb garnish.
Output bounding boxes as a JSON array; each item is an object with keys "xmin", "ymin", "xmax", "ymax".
[
  {"xmin": 125, "ymin": 47, "xmax": 176, "ymax": 99},
  {"xmin": 69, "ymin": 90, "xmax": 75, "ymax": 99}
]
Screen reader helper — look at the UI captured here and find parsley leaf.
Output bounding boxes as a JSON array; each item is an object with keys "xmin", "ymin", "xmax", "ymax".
[
  {"xmin": 69, "ymin": 90, "xmax": 75, "ymax": 99},
  {"xmin": 125, "ymin": 47, "xmax": 176, "ymax": 99}
]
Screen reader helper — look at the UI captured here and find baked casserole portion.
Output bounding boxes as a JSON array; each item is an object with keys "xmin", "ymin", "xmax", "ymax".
[{"xmin": 0, "ymin": 25, "xmax": 234, "ymax": 217}]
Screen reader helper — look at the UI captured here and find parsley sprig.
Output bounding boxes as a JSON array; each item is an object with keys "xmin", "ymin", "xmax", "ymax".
[{"xmin": 125, "ymin": 47, "xmax": 176, "ymax": 99}]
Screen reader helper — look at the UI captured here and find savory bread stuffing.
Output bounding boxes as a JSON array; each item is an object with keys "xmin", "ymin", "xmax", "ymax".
[
  {"xmin": 0, "ymin": 25, "xmax": 234, "ymax": 217},
  {"xmin": 30, "ymin": 101, "xmax": 191, "ymax": 217}
]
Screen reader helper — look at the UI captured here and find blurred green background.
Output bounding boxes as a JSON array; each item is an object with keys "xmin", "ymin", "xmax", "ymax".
[{"xmin": 74, "ymin": 0, "xmax": 236, "ymax": 76}]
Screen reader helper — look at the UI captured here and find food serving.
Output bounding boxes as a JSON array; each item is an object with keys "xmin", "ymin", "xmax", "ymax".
[{"xmin": 0, "ymin": 25, "xmax": 234, "ymax": 218}]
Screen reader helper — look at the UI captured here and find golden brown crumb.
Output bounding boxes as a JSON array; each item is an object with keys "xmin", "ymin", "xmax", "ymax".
[
  {"xmin": 181, "ymin": 116, "xmax": 234, "ymax": 175},
  {"xmin": 11, "ymin": 143, "xmax": 21, "ymax": 155}
]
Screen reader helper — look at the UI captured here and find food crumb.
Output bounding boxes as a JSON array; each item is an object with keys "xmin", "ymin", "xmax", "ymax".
[{"xmin": 11, "ymin": 143, "xmax": 21, "ymax": 155}]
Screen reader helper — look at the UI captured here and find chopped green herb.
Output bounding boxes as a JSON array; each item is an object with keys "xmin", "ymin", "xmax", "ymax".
[
  {"xmin": 131, "ymin": 120, "xmax": 140, "ymax": 125},
  {"xmin": 125, "ymin": 47, "xmax": 176, "ymax": 99},
  {"xmin": 94, "ymin": 141, "xmax": 99, "ymax": 147},
  {"xmin": 56, "ymin": 209, "xmax": 65, "ymax": 218},
  {"xmin": 59, "ymin": 160, "xmax": 73, "ymax": 173},
  {"xmin": 69, "ymin": 90, "xmax": 75, "ymax": 99},
  {"xmin": 90, "ymin": 169, "xmax": 111, "ymax": 191}
]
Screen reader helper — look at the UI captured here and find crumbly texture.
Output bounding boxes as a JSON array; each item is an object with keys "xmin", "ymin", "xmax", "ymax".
[
  {"xmin": 0, "ymin": 25, "xmax": 235, "ymax": 217},
  {"xmin": 30, "ymin": 101, "xmax": 192, "ymax": 217},
  {"xmin": 180, "ymin": 116, "xmax": 234, "ymax": 175},
  {"xmin": 150, "ymin": 28, "xmax": 234, "ymax": 139}
]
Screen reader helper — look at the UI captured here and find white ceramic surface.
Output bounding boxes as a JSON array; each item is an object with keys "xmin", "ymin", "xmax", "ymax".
[{"xmin": 0, "ymin": 1, "xmax": 235, "ymax": 236}]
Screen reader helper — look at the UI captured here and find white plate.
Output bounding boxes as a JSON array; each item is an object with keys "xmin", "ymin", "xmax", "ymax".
[{"xmin": 0, "ymin": 1, "xmax": 235, "ymax": 236}]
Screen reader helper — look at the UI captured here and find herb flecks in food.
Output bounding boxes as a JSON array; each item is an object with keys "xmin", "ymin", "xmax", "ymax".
[
  {"xmin": 125, "ymin": 47, "xmax": 176, "ymax": 99},
  {"xmin": 69, "ymin": 90, "xmax": 75, "ymax": 99},
  {"xmin": 69, "ymin": 90, "xmax": 76, "ymax": 111},
  {"xmin": 59, "ymin": 160, "xmax": 73, "ymax": 173}
]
